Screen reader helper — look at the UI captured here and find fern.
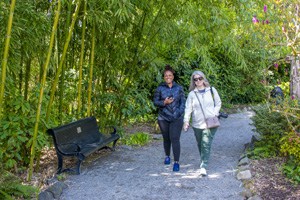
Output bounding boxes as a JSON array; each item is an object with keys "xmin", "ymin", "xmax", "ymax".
[{"xmin": 0, "ymin": 168, "xmax": 38, "ymax": 199}]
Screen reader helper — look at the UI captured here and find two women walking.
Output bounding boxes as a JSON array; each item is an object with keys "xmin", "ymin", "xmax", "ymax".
[{"xmin": 154, "ymin": 66, "xmax": 222, "ymax": 175}]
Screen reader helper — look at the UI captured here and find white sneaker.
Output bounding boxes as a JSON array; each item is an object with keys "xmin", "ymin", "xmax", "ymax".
[{"xmin": 199, "ymin": 168, "xmax": 207, "ymax": 176}]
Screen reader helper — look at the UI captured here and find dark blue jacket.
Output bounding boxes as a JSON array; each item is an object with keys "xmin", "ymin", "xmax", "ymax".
[{"xmin": 153, "ymin": 81, "xmax": 186, "ymax": 122}]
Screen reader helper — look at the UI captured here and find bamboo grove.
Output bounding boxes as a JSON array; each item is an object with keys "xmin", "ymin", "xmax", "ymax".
[{"xmin": 0, "ymin": 0, "xmax": 298, "ymax": 180}]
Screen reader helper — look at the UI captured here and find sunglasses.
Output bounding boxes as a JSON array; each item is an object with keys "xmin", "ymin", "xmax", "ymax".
[{"xmin": 193, "ymin": 77, "xmax": 204, "ymax": 82}]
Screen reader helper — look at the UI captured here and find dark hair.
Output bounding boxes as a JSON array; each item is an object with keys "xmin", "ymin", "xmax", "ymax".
[{"xmin": 163, "ymin": 64, "xmax": 175, "ymax": 75}]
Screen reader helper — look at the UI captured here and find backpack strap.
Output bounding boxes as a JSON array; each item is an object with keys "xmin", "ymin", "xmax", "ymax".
[{"xmin": 210, "ymin": 86, "xmax": 215, "ymax": 107}]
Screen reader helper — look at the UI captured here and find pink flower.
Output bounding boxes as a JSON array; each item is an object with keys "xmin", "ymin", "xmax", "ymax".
[
  {"xmin": 252, "ymin": 16, "xmax": 259, "ymax": 24},
  {"xmin": 274, "ymin": 63, "xmax": 278, "ymax": 69},
  {"xmin": 282, "ymin": 26, "xmax": 286, "ymax": 32},
  {"xmin": 292, "ymin": 95, "xmax": 295, "ymax": 100},
  {"xmin": 266, "ymin": 20, "xmax": 269, "ymax": 24},
  {"xmin": 264, "ymin": 5, "xmax": 267, "ymax": 12}
]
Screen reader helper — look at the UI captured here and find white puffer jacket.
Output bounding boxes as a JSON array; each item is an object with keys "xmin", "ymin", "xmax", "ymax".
[{"xmin": 184, "ymin": 87, "xmax": 221, "ymax": 129}]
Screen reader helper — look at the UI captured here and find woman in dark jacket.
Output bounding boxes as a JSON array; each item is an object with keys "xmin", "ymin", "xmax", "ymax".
[{"xmin": 153, "ymin": 65, "xmax": 186, "ymax": 171}]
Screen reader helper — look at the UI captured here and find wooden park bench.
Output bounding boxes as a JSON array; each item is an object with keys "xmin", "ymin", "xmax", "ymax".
[{"xmin": 47, "ymin": 116, "xmax": 120, "ymax": 174}]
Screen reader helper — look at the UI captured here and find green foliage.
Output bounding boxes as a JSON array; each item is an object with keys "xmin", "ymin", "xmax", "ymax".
[
  {"xmin": 279, "ymin": 98, "xmax": 300, "ymax": 165},
  {"xmin": 280, "ymin": 132, "xmax": 300, "ymax": 164},
  {"xmin": 266, "ymin": 62, "xmax": 290, "ymax": 86},
  {"xmin": 121, "ymin": 132, "xmax": 151, "ymax": 147},
  {"xmin": 278, "ymin": 82, "xmax": 290, "ymax": 97},
  {"xmin": 0, "ymin": 167, "xmax": 38, "ymax": 199},
  {"xmin": 1, "ymin": 0, "xmax": 299, "ymax": 184},
  {"xmin": 282, "ymin": 158, "xmax": 300, "ymax": 185},
  {"xmin": 0, "ymin": 88, "xmax": 50, "ymax": 170},
  {"xmin": 56, "ymin": 173, "xmax": 67, "ymax": 181},
  {"xmin": 248, "ymin": 134, "xmax": 281, "ymax": 159},
  {"xmin": 250, "ymin": 98, "xmax": 300, "ymax": 183},
  {"xmin": 250, "ymin": 104, "xmax": 288, "ymax": 158},
  {"xmin": 251, "ymin": 104, "xmax": 289, "ymax": 136}
]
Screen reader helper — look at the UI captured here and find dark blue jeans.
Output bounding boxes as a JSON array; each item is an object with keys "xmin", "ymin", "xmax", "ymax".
[{"xmin": 158, "ymin": 118, "xmax": 183, "ymax": 162}]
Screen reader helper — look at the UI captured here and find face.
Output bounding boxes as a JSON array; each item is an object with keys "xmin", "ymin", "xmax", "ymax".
[
  {"xmin": 164, "ymin": 71, "xmax": 174, "ymax": 84},
  {"xmin": 193, "ymin": 75, "xmax": 204, "ymax": 87}
]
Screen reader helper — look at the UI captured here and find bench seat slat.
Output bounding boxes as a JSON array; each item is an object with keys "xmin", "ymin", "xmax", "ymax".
[{"xmin": 57, "ymin": 133, "xmax": 119, "ymax": 156}]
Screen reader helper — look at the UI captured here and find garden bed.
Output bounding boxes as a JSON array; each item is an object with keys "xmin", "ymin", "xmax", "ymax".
[{"xmin": 249, "ymin": 157, "xmax": 300, "ymax": 199}]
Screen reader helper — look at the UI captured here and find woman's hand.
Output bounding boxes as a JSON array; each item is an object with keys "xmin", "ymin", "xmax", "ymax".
[
  {"xmin": 183, "ymin": 122, "xmax": 189, "ymax": 132},
  {"xmin": 164, "ymin": 97, "xmax": 174, "ymax": 105}
]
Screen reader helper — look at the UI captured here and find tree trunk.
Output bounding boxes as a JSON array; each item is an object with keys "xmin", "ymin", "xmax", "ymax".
[{"xmin": 290, "ymin": 56, "xmax": 300, "ymax": 99}]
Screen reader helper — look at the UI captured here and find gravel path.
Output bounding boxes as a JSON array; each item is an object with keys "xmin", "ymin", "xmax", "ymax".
[{"xmin": 60, "ymin": 111, "xmax": 255, "ymax": 200}]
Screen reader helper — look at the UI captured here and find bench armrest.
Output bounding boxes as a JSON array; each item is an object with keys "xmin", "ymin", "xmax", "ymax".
[
  {"xmin": 57, "ymin": 142, "xmax": 81, "ymax": 155},
  {"xmin": 102, "ymin": 126, "xmax": 117, "ymax": 135},
  {"xmin": 110, "ymin": 127, "xmax": 117, "ymax": 135}
]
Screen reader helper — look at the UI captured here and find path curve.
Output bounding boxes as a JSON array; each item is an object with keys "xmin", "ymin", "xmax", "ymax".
[{"xmin": 60, "ymin": 111, "xmax": 255, "ymax": 200}]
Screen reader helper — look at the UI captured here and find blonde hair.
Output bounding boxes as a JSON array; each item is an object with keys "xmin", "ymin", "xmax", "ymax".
[{"xmin": 188, "ymin": 71, "xmax": 210, "ymax": 91}]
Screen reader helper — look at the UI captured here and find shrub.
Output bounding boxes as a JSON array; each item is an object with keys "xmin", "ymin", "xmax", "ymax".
[
  {"xmin": 0, "ymin": 167, "xmax": 38, "ymax": 199},
  {"xmin": 250, "ymin": 98, "xmax": 300, "ymax": 183},
  {"xmin": 250, "ymin": 104, "xmax": 289, "ymax": 158},
  {"xmin": 280, "ymin": 131, "xmax": 300, "ymax": 164},
  {"xmin": 121, "ymin": 132, "xmax": 151, "ymax": 147},
  {"xmin": 282, "ymin": 158, "xmax": 300, "ymax": 184},
  {"xmin": 0, "ymin": 94, "xmax": 49, "ymax": 170}
]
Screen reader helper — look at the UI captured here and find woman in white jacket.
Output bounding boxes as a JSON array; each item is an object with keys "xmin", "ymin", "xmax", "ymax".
[{"xmin": 183, "ymin": 71, "xmax": 221, "ymax": 176}]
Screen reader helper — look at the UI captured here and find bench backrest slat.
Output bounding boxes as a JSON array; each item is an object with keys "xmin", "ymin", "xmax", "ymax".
[{"xmin": 47, "ymin": 117, "xmax": 103, "ymax": 153}]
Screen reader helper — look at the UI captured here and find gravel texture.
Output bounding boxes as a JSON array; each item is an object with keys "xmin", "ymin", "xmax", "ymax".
[{"xmin": 60, "ymin": 111, "xmax": 255, "ymax": 200}]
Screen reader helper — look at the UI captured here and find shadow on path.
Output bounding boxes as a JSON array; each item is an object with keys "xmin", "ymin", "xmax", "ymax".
[{"xmin": 60, "ymin": 111, "xmax": 255, "ymax": 200}]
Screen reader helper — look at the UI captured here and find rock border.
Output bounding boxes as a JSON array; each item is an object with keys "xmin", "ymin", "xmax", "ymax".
[
  {"xmin": 38, "ymin": 177, "xmax": 67, "ymax": 200},
  {"xmin": 237, "ymin": 134, "xmax": 262, "ymax": 200}
]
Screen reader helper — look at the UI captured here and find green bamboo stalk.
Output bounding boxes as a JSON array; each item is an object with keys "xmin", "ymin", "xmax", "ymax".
[
  {"xmin": 27, "ymin": 0, "xmax": 61, "ymax": 181},
  {"xmin": 0, "ymin": 0, "xmax": 16, "ymax": 118},
  {"xmin": 58, "ymin": 1, "xmax": 71, "ymax": 121},
  {"xmin": 77, "ymin": 0, "xmax": 87, "ymax": 117},
  {"xmin": 87, "ymin": 22, "xmax": 95, "ymax": 116},
  {"xmin": 45, "ymin": 0, "xmax": 81, "ymax": 122},
  {"xmin": 24, "ymin": 59, "xmax": 31, "ymax": 100}
]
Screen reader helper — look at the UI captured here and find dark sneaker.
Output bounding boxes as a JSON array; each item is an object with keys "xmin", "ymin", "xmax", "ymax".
[
  {"xmin": 164, "ymin": 156, "xmax": 171, "ymax": 165},
  {"xmin": 173, "ymin": 163, "xmax": 180, "ymax": 171}
]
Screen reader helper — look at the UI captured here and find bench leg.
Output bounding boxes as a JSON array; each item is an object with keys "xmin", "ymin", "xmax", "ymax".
[
  {"xmin": 76, "ymin": 159, "xmax": 83, "ymax": 175},
  {"xmin": 103, "ymin": 138, "xmax": 119, "ymax": 151},
  {"xmin": 75, "ymin": 153, "xmax": 85, "ymax": 174},
  {"xmin": 57, "ymin": 153, "xmax": 63, "ymax": 174},
  {"xmin": 112, "ymin": 138, "xmax": 119, "ymax": 151}
]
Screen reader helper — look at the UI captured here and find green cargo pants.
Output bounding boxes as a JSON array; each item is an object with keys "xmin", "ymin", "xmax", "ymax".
[{"xmin": 192, "ymin": 127, "xmax": 218, "ymax": 169}]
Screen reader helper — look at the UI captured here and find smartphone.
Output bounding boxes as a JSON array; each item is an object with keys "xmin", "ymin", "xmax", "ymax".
[{"xmin": 168, "ymin": 94, "xmax": 173, "ymax": 99}]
